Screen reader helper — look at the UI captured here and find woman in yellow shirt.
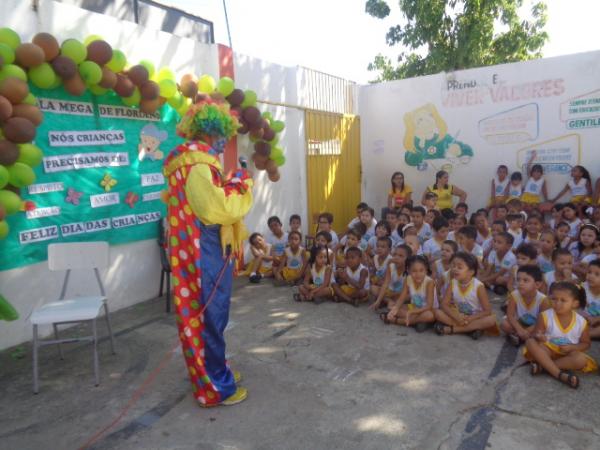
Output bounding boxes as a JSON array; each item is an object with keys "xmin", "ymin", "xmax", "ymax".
[
  {"xmin": 422, "ymin": 170, "xmax": 466, "ymax": 210},
  {"xmin": 388, "ymin": 171, "xmax": 413, "ymax": 209}
]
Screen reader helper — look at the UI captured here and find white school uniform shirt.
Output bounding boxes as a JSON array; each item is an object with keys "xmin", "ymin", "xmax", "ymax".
[
  {"xmin": 345, "ymin": 264, "xmax": 370, "ymax": 289},
  {"xmin": 347, "ymin": 217, "xmax": 377, "ymax": 229},
  {"xmin": 255, "ymin": 243, "xmax": 273, "ymax": 269},
  {"xmin": 447, "ymin": 231, "xmax": 456, "ymax": 242},
  {"xmin": 543, "ymin": 271, "xmax": 578, "ymax": 287},
  {"xmin": 388, "ymin": 263, "xmax": 406, "ymax": 293},
  {"xmin": 583, "ymin": 281, "xmax": 600, "ymax": 317},
  {"xmin": 266, "ymin": 231, "xmax": 288, "ymax": 256},
  {"xmin": 509, "ymin": 290, "xmax": 547, "ymax": 327},
  {"xmin": 311, "ymin": 264, "xmax": 330, "ymax": 287},
  {"xmin": 568, "ymin": 178, "xmax": 588, "ymax": 197},
  {"xmin": 507, "ymin": 182, "xmax": 523, "ymax": 198},
  {"xmin": 524, "ymin": 177, "xmax": 545, "ymax": 196},
  {"xmin": 391, "ymin": 229, "xmax": 403, "ymax": 247},
  {"xmin": 581, "ymin": 254, "xmax": 599, "ymax": 265},
  {"xmin": 434, "ymin": 259, "xmax": 451, "ymax": 298},
  {"xmin": 423, "ymin": 237, "xmax": 443, "ymax": 261},
  {"xmin": 407, "ymin": 275, "xmax": 437, "ymax": 308},
  {"xmin": 460, "ymin": 243, "xmax": 484, "ymax": 261},
  {"xmin": 373, "ymin": 254, "xmax": 392, "ymax": 279},
  {"xmin": 493, "ymin": 176, "xmax": 509, "ymax": 198},
  {"xmin": 482, "ymin": 237, "xmax": 494, "ymax": 255},
  {"xmin": 329, "ymin": 230, "xmax": 339, "ymax": 249},
  {"xmin": 476, "ymin": 230, "xmax": 491, "ymax": 246},
  {"xmin": 542, "ymin": 309, "xmax": 587, "ymax": 346},
  {"xmin": 537, "ymin": 254, "xmax": 554, "ymax": 273},
  {"xmin": 285, "ymin": 247, "xmax": 304, "ymax": 270},
  {"xmin": 567, "ymin": 218, "xmax": 582, "ymax": 239},
  {"xmin": 508, "ymin": 229, "xmax": 523, "ymax": 249},
  {"xmin": 414, "ymin": 223, "xmax": 432, "ymax": 244},
  {"xmin": 487, "ymin": 250, "xmax": 517, "ymax": 273},
  {"xmin": 451, "ymin": 278, "xmax": 485, "ymax": 315}
]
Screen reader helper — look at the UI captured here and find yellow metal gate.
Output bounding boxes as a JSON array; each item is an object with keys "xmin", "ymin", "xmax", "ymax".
[{"xmin": 305, "ymin": 111, "xmax": 361, "ymax": 235}]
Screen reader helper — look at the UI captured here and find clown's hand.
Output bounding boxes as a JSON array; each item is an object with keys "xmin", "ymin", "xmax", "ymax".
[{"xmin": 225, "ymin": 168, "xmax": 254, "ymax": 194}]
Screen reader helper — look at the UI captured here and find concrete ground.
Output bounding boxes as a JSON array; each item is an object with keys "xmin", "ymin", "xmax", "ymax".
[{"xmin": 2, "ymin": 279, "xmax": 600, "ymax": 450}]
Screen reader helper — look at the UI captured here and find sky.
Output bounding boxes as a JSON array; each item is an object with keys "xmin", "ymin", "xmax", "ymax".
[{"xmin": 165, "ymin": 0, "xmax": 600, "ymax": 84}]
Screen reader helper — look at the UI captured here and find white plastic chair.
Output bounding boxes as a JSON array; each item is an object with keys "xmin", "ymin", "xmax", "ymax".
[{"xmin": 30, "ymin": 242, "xmax": 116, "ymax": 393}]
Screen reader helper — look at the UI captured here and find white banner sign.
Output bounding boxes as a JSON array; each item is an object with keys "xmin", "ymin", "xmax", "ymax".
[
  {"xmin": 48, "ymin": 130, "xmax": 126, "ymax": 147},
  {"xmin": 19, "ymin": 225, "xmax": 59, "ymax": 244},
  {"xmin": 90, "ymin": 192, "xmax": 120, "ymax": 208},
  {"xmin": 43, "ymin": 152, "xmax": 129, "ymax": 173},
  {"xmin": 28, "ymin": 182, "xmax": 65, "ymax": 194},
  {"xmin": 38, "ymin": 98, "xmax": 94, "ymax": 116},
  {"xmin": 26, "ymin": 206, "xmax": 61, "ymax": 220},
  {"xmin": 140, "ymin": 173, "xmax": 165, "ymax": 187},
  {"xmin": 98, "ymin": 104, "xmax": 160, "ymax": 121},
  {"xmin": 136, "ymin": 211, "xmax": 162, "ymax": 225},
  {"xmin": 112, "ymin": 215, "xmax": 138, "ymax": 229},
  {"xmin": 142, "ymin": 191, "xmax": 163, "ymax": 202},
  {"xmin": 60, "ymin": 222, "xmax": 87, "ymax": 238}
]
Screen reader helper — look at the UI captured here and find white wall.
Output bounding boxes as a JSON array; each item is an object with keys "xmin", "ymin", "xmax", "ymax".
[
  {"xmin": 359, "ymin": 52, "xmax": 600, "ymax": 212},
  {"xmin": 0, "ymin": 0, "xmax": 301, "ymax": 349}
]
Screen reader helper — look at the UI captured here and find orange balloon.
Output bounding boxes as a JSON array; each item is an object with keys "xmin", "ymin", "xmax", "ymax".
[
  {"xmin": 64, "ymin": 73, "xmax": 86, "ymax": 96},
  {"xmin": 268, "ymin": 170, "xmax": 280, "ymax": 182},
  {"xmin": 265, "ymin": 159, "xmax": 278, "ymax": 174},
  {"xmin": 140, "ymin": 98, "xmax": 160, "ymax": 114}
]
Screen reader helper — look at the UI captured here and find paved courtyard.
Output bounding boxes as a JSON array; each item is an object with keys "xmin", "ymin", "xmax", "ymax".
[{"xmin": 1, "ymin": 278, "xmax": 600, "ymax": 449}]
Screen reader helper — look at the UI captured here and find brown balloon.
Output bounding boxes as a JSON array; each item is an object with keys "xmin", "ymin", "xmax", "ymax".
[
  {"xmin": 86, "ymin": 40, "xmax": 113, "ymax": 65},
  {"xmin": 63, "ymin": 73, "xmax": 86, "ymax": 96},
  {"xmin": 2, "ymin": 117, "xmax": 36, "ymax": 143},
  {"xmin": 268, "ymin": 170, "xmax": 280, "ymax": 182},
  {"xmin": 0, "ymin": 139, "xmax": 20, "ymax": 165},
  {"xmin": 15, "ymin": 43, "xmax": 45, "ymax": 68},
  {"xmin": 237, "ymin": 124, "xmax": 249, "ymax": 135},
  {"xmin": 242, "ymin": 106, "xmax": 261, "ymax": 126},
  {"xmin": 226, "ymin": 89, "xmax": 244, "ymax": 107},
  {"xmin": 32, "ymin": 33, "xmax": 60, "ymax": 61},
  {"xmin": 0, "ymin": 96, "xmax": 13, "ymax": 122},
  {"xmin": 249, "ymin": 127, "xmax": 264, "ymax": 140},
  {"xmin": 158, "ymin": 96, "xmax": 167, "ymax": 106},
  {"xmin": 252, "ymin": 152, "xmax": 268, "ymax": 170},
  {"xmin": 114, "ymin": 74, "xmax": 135, "ymax": 97},
  {"xmin": 51, "ymin": 55, "xmax": 77, "ymax": 79},
  {"xmin": 262, "ymin": 126, "xmax": 275, "ymax": 142},
  {"xmin": 140, "ymin": 98, "xmax": 160, "ymax": 114},
  {"xmin": 140, "ymin": 80, "xmax": 159, "ymax": 100},
  {"xmin": 265, "ymin": 159, "xmax": 278, "ymax": 174},
  {"xmin": 0, "ymin": 78, "xmax": 29, "ymax": 104},
  {"xmin": 12, "ymin": 104, "xmax": 43, "ymax": 126},
  {"xmin": 127, "ymin": 65, "xmax": 149, "ymax": 87},
  {"xmin": 254, "ymin": 141, "xmax": 271, "ymax": 156},
  {"xmin": 98, "ymin": 66, "xmax": 117, "ymax": 89},
  {"xmin": 210, "ymin": 92, "xmax": 225, "ymax": 103},
  {"xmin": 180, "ymin": 80, "xmax": 198, "ymax": 99},
  {"xmin": 180, "ymin": 73, "xmax": 196, "ymax": 86}
]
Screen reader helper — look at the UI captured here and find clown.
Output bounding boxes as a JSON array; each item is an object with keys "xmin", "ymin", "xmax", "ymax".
[
  {"xmin": 163, "ymin": 98, "xmax": 253, "ymax": 406},
  {"xmin": 403, "ymin": 103, "xmax": 473, "ymax": 168}
]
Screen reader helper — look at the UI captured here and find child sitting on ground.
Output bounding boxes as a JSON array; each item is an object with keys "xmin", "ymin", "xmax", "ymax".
[
  {"xmin": 490, "ymin": 165, "xmax": 510, "ymax": 207},
  {"xmin": 434, "ymin": 252, "xmax": 498, "ymax": 339},
  {"xmin": 410, "ymin": 206, "xmax": 432, "ymax": 244},
  {"xmin": 382, "ymin": 255, "xmax": 436, "ymax": 331},
  {"xmin": 423, "ymin": 217, "xmax": 450, "ymax": 262},
  {"xmin": 315, "ymin": 230, "xmax": 335, "ymax": 261},
  {"xmin": 456, "ymin": 225, "xmax": 484, "ymax": 264},
  {"xmin": 392, "ymin": 213, "xmax": 411, "ymax": 247},
  {"xmin": 537, "ymin": 230, "xmax": 557, "ymax": 274},
  {"xmin": 333, "ymin": 246, "xmax": 370, "ymax": 306},
  {"xmin": 483, "ymin": 219, "xmax": 508, "ymax": 259},
  {"xmin": 289, "ymin": 214, "xmax": 302, "ymax": 234},
  {"xmin": 425, "ymin": 208, "xmax": 441, "ymax": 227},
  {"xmin": 403, "ymin": 227, "xmax": 423, "ymax": 256},
  {"xmin": 367, "ymin": 221, "xmax": 391, "ymax": 259},
  {"xmin": 495, "ymin": 204, "xmax": 508, "ymax": 223},
  {"xmin": 474, "ymin": 212, "xmax": 492, "ymax": 246},
  {"xmin": 506, "ymin": 213, "xmax": 524, "ymax": 249},
  {"xmin": 507, "ymin": 243, "xmax": 539, "ymax": 292},
  {"xmin": 296, "ymin": 245, "xmax": 334, "ymax": 303},
  {"xmin": 335, "ymin": 227, "xmax": 362, "ymax": 270},
  {"xmin": 433, "ymin": 240, "xmax": 457, "ymax": 299},
  {"xmin": 582, "ymin": 259, "xmax": 600, "ymax": 339},
  {"xmin": 505, "ymin": 171, "xmax": 523, "ymax": 202},
  {"xmin": 371, "ymin": 244, "xmax": 411, "ymax": 311},
  {"xmin": 455, "ymin": 202, "xmax": 468, "ymax": 220},
  {"xmin": 525, "ymin": 282, "xmax": 597, "ymax": 389},
  {"xmin": 543, "ymin": 248, "xmax": 579, "ymax": 293},
  {"xmin": 266, "ymin": 216, "xmax": 288, "ymax": 267},
  {"xmin": 570, "ymin": 224, "xmax": 599, "ymax": 280},
  {"xmin": 523, "ymin": 213, "xmax": 543, "ymax": 247},
  {"xmin": 274, "ymin": 230, "xmax": 307, "ymax": 286},
  {"xmin": 423, "ymin": 191, "xmax": 438, "ymax": 212},
  {"xmin": 369, "ymin": 236, "xmax": 393, "ymax": 299},
  {"xmin": 316, "ymin": 212, "xmax": 339, "ymax": 248},
  {"xmin": 247, "ymin": 232, "xmax": 274, "ymax": 283},
  {"xmin": 555, "ymin": 221, "xmax": 571, "ymax": 249},
  {"xmin": 480, "ymin": 231, "xmax": 516, "ymax": 295},
  {"xmin": 501, "ymin": 265, "xmax": 549, "ymax": 346},
  {"xmin": 447, "ymin": 214, "xmax": 466, "ymax": 242},
  {"xmin": 562, "ymin": 202, "xmax": 582, "ymax": 243}
]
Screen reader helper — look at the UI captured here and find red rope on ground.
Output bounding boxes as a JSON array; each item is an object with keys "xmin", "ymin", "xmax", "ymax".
[{"xmin": 79, "ymin": 254, "xmax": 232, "ymax": 450}]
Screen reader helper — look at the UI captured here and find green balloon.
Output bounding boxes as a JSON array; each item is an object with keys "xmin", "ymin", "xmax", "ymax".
[
  {"xmin": 139, "ymin": 60, "xmax": 155, "ymax": 78},
  {"xmin": 158, "ymin": 79, "xmax": 177, "ymax": 98},
  {"xmin": 106, "ymin": 49, "xmax": 127, "ymax": 72},
  {"xmin": 0, "ymin": 221, "xmax": 8, "ymax": 239},
  {"xmin": 79, "ymin": 61, "xmax": 102, "ymax": 85},
  {"xmin": 271, "ymin": 120, "xmax": 285, "ymax": 132},
  {"xmin": 0, "ymin": 43, "xmax": 15, "ymax": 64},
  {"xmin": 61, "ymin": 39, "xmax": 87, "ymax": 64},
  {"xmin": 268, "ymin": 134, "xmax": 280, "ymax": 145},
  {"xmin": 167, "ymin": 92, "xmax": 184, "ymax": 109},
  {"xmin": 217, "ymin": 76, "xmax": 235, "ymax": 97},
  {"xmin": 0, "ymin": 190, "xmax": 21, "ymax": 215},
  {"xmin": 0, "ymin": 64, "xmax": 27, "ymax": 82},
  {"xmin": 0, "ymin": 28, "xmax": 20, "ymax": 50},
  {"xmin": 157, "ymin": 66, "xmax": 175, "ymax": 81},
  {"xmin": 29, "ymin": 63, "xmax": 58, "ymax": 89},
  {"xmin": 273, "ymin": 155, "xmax": 286, "ymax": 167},
  {"xmin": 241, "ymin": 89, "xmax": 257, "ymax": 108},
  {"xmin": 23, "ymin": 93, "xmax": 37, "ymax": 105},
  {"xmin": 8, "ymin": 162, "xmax": 35, "ymax": 188},
  {"xmin": 17, "ymin": 143, "xmax": 43, "ymax": 167},
  {"xmin": 262, "ymin": 111, "xmax": 272, "ymax": 121},
  {"xmin": 89, "ymin": 84, "xmax": 108, "ymax": 95},
  {"xmin": 0, "ymin": 165, "xmax": 8, "ymax": 189},
  {"xmin": 123, "ymin": 87, "xmax": 141, "ymax": 106},
  {"xmin": 198, "ymin": 74, "xmax": 216, "ymax": 94},
  {"xmin": 270, "ymin": 146, "xmax": 284, "ymax": 161}
]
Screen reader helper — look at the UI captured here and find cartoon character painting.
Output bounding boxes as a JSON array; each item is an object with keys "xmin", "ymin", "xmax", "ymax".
[
  {"xmin": 403, "ymin": 103, "xmax": 474, "ymax": 171},
  {"xmin": 138, "ymin": 124, "xmax": 168, "ymax": 161}
]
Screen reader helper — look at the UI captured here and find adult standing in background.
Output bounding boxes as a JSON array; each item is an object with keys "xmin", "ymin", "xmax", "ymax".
[
  {"xmin": 388, "ymin": 171, "xmax": 413, "ymax": 209},
  {"xmin": 422, "ymin": 170, "xmax": 466, "ymax": 210}
]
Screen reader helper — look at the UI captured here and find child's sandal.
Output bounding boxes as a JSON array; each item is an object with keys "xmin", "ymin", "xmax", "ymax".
[
  {"xmin": 557, "ymin": 370, "xmax": 579, "ymax": 389},
  {"xmin": 434, "ymin": 322, "xmax": 452, "ymax": 336},
  {"xmin": 379, "ymin": 312, "xmax": 391, "ymax": 324},
  {"xmin": 293, "ymin": 293, "xmax": 302, "ymax": 302},
  {"xmin": 530, "ymin": 362, "xmax": 544, "ymax": 376}
]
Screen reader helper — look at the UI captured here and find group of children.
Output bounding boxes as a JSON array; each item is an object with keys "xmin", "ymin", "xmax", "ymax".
[{"xmin": 244, "ymin": 161, "xmax": 600, "ymax": 389}]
